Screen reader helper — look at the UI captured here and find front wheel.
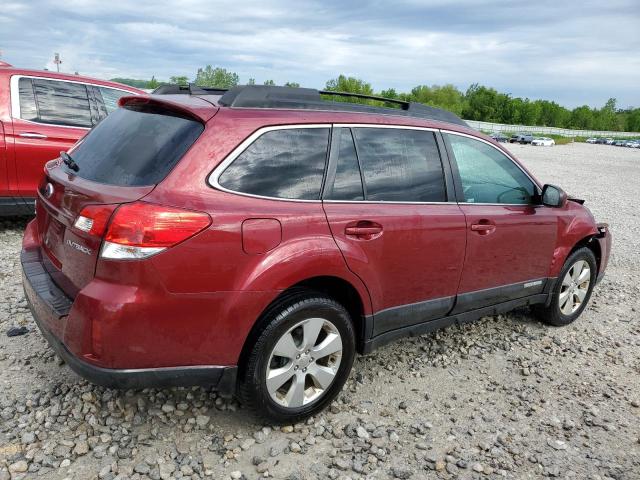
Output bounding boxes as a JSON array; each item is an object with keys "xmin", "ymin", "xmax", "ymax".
[
  {"xmin": 238, "ymin": 292, "xmax": 356, "ymax": 423},
  {"xmin": 532, "ymin": 247, "xmax": 597, "ymax": 326}
]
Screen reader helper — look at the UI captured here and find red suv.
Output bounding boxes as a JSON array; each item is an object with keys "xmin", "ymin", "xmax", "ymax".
[
  {"xmin": 0, "ymin": 62, "xmax": 143, "ymax": 214},
  {"xmin": 21, "ymin": 85, "xmax": 611, "ymax": 422}
]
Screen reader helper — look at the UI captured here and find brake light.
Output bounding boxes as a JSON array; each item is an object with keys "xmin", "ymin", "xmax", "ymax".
[
  {"xmin": 73, "ymin": 205, "xmax": 118, "ymax": 237},
  {"xmin": 101, "ymin": 202, "xmax": 211, "ymax": 260}
]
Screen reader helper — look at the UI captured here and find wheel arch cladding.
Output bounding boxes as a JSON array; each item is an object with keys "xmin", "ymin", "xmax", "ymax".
[
  {"xmin": 236, "ymin": 276, "xmax": 367, "ymax": 383},
  {"xmin": 569, "ymin": 235, "xmax": 602, "ymax": 274}
]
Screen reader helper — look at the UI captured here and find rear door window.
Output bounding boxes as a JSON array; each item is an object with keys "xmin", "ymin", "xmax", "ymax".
[
  {"xmin": 352, "ymin": 128, "xmax": 446, "ymax": 202},
  {"xmin": 67, "ymin": 104, "xmax": 204, "ymax": 186},
  {"xmin": 33, "ymin": 79, "xmax": 92, "ymax": 127},
  {"xmin": 217, "ymin": 127, "xmax": 330, "ymax": 200}
]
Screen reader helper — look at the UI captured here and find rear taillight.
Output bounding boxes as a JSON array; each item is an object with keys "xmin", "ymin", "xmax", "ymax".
[
  {"xmin": 73, "ymin": 205, "xmax": 118, "ymax": 237},
  {"xmin": 101, "ymin": 202, "xmax": 211, "ymax": 260}
]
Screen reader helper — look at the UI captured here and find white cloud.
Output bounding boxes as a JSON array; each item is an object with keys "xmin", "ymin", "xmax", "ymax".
[{"xmin": 0, "ymin": 0, "xmax": 638, "ymax": 107}]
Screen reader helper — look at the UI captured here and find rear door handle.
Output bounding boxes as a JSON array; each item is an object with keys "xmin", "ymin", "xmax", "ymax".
[
  {"xmin": 344, "ymin": 221, "xmax": 383, "ymax": 239},
  {"xmin": 345, "ymin": 226, "xmax": 383, "ymax": 235},
  {"xmin": 471, "ymin": 222, "xmax": 496, "ymax": 234},
  {"xmin": 19, "ymin": 132, "xmax": 48, "ymax": 139}
]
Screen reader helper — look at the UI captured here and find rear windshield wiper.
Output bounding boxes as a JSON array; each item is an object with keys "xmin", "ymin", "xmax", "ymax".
[{"xmin": 60, "ymin": 151, "xmax": 79, "ymax": 172}]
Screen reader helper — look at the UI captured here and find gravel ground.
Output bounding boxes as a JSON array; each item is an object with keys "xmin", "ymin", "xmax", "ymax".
[{"xmin": 0, "ymin": 142, "xmax": 639, "ymax": 480}]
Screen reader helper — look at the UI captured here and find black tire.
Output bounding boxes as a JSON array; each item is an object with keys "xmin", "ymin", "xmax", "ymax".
[
  {"xmin": 532, "ymin": 247, "xmax": 597, "ymax": 326},
  {"xmin": 238, "ymin": 290, "xmax": 356, "ymax": 424}
]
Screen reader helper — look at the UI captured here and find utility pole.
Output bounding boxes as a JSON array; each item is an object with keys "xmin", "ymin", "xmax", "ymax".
[{"xmin": 54, "ymin": 53, "xmax": 62, "ymax": 72}]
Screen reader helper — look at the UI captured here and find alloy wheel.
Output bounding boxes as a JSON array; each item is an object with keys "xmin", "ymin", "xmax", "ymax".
[
  {"xmin": 559, "ymin": 260, "xmax": 591, "ymax": 315},
  {"xmin": 266, "ymin": 317, "xmax": 343, "ymax": 408}
]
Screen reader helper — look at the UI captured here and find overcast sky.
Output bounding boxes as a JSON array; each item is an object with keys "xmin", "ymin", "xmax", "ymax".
[{"xmin": 1, "ymin": 0, "xmax": 639, "ymax": 108}]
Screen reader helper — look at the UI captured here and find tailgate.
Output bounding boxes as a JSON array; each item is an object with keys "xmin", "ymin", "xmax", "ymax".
[{"xmin": 36, "ymin": 164, "xmax": 153, "ymax": 297}]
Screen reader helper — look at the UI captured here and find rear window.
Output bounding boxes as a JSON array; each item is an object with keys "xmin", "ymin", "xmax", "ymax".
[{"xmin": 68, "ymin": 104, "xmax": 204, "ymax": 186}]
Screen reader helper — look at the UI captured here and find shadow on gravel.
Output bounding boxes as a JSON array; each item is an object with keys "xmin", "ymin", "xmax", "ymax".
[{"xmin": 0, "ymin": 215, "xmax": 31, "ymax": 230}]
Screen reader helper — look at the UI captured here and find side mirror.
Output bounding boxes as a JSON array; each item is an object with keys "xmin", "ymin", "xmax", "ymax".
[{"xmin": 541, "ymin": 184, "xmax": 567, "ymax": 208}]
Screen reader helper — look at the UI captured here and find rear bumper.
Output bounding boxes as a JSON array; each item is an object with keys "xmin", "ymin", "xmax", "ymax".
[{"xmin": 21, "ymin": 246, "xmax": 237, "ymax": 393}]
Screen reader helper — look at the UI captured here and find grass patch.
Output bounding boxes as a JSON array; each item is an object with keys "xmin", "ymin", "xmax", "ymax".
[{"xmin": 545, "ymin": 134, "xmax": 574, "ymax": 145}]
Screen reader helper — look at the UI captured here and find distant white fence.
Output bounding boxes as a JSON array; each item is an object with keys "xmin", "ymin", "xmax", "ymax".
[{"xmin": 464, "ymin": 119, "xmax": 640, "ymax": 138}]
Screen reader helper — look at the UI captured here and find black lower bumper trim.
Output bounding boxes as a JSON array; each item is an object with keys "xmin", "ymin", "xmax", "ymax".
[{"xmin": 21, "ymin": 249, "xmax": 72, "ymax": 317}]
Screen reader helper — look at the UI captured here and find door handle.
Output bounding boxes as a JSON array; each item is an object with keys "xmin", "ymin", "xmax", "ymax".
[
  {"xmin": 19, "ymin": 132, "xmax": 48, "ymax": 139},
  {"xmin": 345, "ymin": 221, "xmax": 383, "ymax": 239},
  {"xmin": 345, "ymin": 226, "xmax": 383, "ymax": 236},
  {"xmin": 471, "ymin": 222, "xmax": 496, "ymax": 234}
]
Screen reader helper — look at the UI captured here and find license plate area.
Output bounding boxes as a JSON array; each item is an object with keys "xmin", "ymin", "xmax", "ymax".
[{"xmin": 41, "ymin": 213, "xmax": 65, "ymax": 268}]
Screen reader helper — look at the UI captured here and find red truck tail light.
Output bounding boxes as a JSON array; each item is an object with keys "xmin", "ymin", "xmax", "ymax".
[
  {"xmin": 101, "ymin": 202, "xmax": 211, "ymax": 260},
  {"xmin": 73, "ymin": 205, "xmax": 118, "ymax": 237}
]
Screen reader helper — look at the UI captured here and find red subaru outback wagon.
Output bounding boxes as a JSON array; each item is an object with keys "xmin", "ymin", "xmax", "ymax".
[{"xmin": 21, "ymin": 85, "xmax": 611, "ymax": 422}]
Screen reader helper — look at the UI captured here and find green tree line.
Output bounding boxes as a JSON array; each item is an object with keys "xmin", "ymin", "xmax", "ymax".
[{"xmin": 112, "ymin": 68, "xmax": 640, "ymax": 132}]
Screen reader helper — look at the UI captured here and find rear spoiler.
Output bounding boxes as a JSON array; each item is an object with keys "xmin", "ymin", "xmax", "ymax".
[{"xmin": 118, "ymin": 95, "xmax": 218, "ymax": 123}]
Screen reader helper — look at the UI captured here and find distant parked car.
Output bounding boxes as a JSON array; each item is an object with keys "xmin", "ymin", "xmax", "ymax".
[
  {"xmin": 594, "ymin": 138, "xmax": 607, "ymax": 144},
  {"xmin": 510, "ymin": 133, "xmax": 534, "ymax": 144},
  {"xmin": 623, "ymin": 140, "xmax": 638, "ymax": 147},
  {"xmin": 614, "ymin": 140, "xmax": 626, "ymax": 146},
  {"xmin": 585, "ymin": 137, "xmax": 597, "ymax": 144},
  {"xmin": 531, "ymin": 137, "xmax": 555, "ymax": 146},
  {"xmin": 490, "ymin": 132, "xmax": 508, "ymax": 143},
  {"xmin": 0, "ymin": 62, "xmax": 144, "ymax": 215},
  {"xmin": 605, "ymin": 138, "xmax": 615, "ymax": 145}
]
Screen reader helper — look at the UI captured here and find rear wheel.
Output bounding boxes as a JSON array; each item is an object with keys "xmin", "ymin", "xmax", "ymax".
[
  {"xmin": 533, "ymin": 247, "xmax": 597, "ymax": 326},
  {"xmin": 238, "ymin": 292, "xmax": 355, "ymax": 423}
]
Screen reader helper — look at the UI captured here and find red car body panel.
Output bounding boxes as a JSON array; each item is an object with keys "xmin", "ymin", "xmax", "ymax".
[
  {"xmin": 456, "ymin": 204, "xmax": 558, "ymax": 293},
  {"xmin": 323, "ymin": 202, "xmax": 466, "ymax": 315},
  {"xmin": 20, "ymin": 92, "xmax": 611, "ymax": 390},
  {"xmin": 0, "ymin": 119, "xmax": 7, "ymax": 197},
  {"xmin": 0, "ymin": 66, "xmax": 144, "ymax": 205}
]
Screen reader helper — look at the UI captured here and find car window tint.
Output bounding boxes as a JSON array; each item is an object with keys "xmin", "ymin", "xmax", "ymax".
[
  {"xmin": 33, "ymin": 79, "xmax": 92, "ymax": 127},
  {"xmin": 352, "ymin": 128, "xmax": 446, "ymax": 202},
  {"xmin": 218, "ymin": 128, "xmax": 329, "ymax": 200},
  {"xmin": 446, "ymin": 134, "xmax": 534, "ymax": 204},
  {"xmin": 98, "ymin": 87, "xmax": 129, "ymax": 114},
  {"xmin": 86, "ymin": 86, "xmax": 107, "ymax": 124},
  {"xmin": 325, "ymin": 128, "xmax": 364, "ymax": 201},
  {"xmin": 18, "ymin": 78, "xmax": 38, "ymax": 121},
  {"xmin": 69, "ymin": 104, "xmax": 203, "ymax": 186}
]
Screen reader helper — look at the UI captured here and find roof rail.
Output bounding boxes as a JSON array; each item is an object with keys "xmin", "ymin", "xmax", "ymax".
[
  {"xmin": 217, "ymin": 85, "xmax": 468, "ymax": 127},
  {"xmin": 152, "ymin": 83, "xmax": 228, "ymax": 95},
  {"xmin": 318, "ymin": 90, "xmax": 408, "ymax": 108}
]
